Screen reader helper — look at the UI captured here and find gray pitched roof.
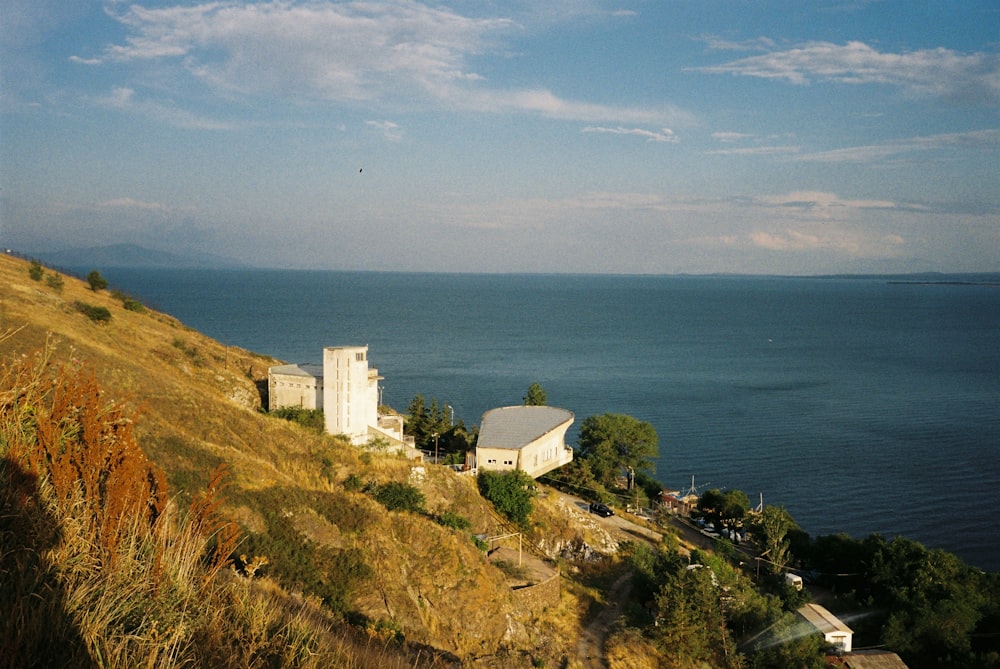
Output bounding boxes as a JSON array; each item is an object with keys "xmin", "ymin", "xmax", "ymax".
[
  {"xmin": 797, "ymin": 603, "xmax": 853, "ymax": 635},
  {"xmin": 478, "ymin": 406, "xmax": 574, "ymax": 450},
  {"xmin": 268, "ymin": 363, "xmax": 323, "ymax": 379}
]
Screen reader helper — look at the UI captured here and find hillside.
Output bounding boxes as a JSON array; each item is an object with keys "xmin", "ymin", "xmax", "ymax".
[{"xmin": 0, "ymin": 254, "xmax": 609, "ymax": 668}]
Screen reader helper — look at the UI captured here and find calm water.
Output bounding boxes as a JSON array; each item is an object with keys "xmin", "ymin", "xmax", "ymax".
[{"xmin": 103, "ymin": 269, "xmax": 1000, "ymax": 572}]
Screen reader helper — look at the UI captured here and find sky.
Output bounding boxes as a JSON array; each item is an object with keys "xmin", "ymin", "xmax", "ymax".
[{"xmin": 2, "ymin": 0, "xmax": 998, "ymax": 275}]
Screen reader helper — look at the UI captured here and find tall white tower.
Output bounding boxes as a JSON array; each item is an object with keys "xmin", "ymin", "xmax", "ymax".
[{"xmin": 322, "ymin": 345, "xmax": 381, "ymax": 444}]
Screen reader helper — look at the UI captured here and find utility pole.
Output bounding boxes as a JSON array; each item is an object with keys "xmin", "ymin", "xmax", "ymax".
[{"xmin": 433, "ymin": 432, "xmax": 439, "ymax": 464}]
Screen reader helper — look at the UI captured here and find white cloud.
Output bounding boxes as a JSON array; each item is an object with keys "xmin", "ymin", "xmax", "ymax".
[
  {"xmin": 94, "ymin": 85, "xmax": 236, "ymax": 129},
  {"xmin": 756, "ymin": 191, "xmax": 896, "ymax": 211},
  {"xmin": 72, "ymin": 1, "xmax": 688, "ymax": 124},
  {"xmin": 581, "ymin": 126, "xmax": 678, "ymax": 143},
  {"xmin": 699, "ymin": 35, "xmax": 777, "ymax": 52},
  {"xmin": 706, "ymin": 145, "xmax": 800, "ymax": 156},
  {"xmin": 712, "ymin": 131, "xmax": 755, "ymax": 142},
  {"xmin": 796, "ymin": 128, "xmax": 1000, "ymax": 163},
  {"xmin": 694, "ymin": 40, "xmax": 1000, "ymax": 104},
  {"xmin": 76, "ymin": 2, "xmax": 510, "ymax": 98},
  {"xmin": 749, "ymin": 229, "xmax": 904, "ymax": 256},
  {"xmin": 97, "ymin": 197, "xmax": 170, "ymax": 211},
  {"xmin": 366, "ymin": 119, "xmax": 402, "ymax": 141}
]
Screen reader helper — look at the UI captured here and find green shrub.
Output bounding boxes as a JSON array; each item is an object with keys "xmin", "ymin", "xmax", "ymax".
[
  {"xmin": 478, "ymin": 470, "xmax": 535, "ymax": 527},
  {"xmin": 86, "ymin": 269, "xmax": 108, "ymax": 291},
  {"xmin": 343, "ymin": 474, "xmax": 365, "ymax": 492},
  {"xmin": 111, "ymin": 289, "xmax": 146, "ymax": 313},
  {"xmin": 370, "ymin": 481, "xmax": 426, "ymax": 514},
  {"xmin": 270, "ymin": 407, "xmax": 325, "ymax": 433},
  {"xmin": 44, "ymin": 273, "xmax": 64, "ymax": 292},
  {"xmin": 242, "ymin": 487, "xmax": 373, "ymax": 614},
  {"xmin": 437, "ymin": 511, "xmax": 472, "ymax": 531},
  {"xmin": 74, "ymin": 302, "xmax": 112, "ymax": 323},
  {"xmin": 28, "ymin": 260, "xmax": 44, "ymax": 281}
]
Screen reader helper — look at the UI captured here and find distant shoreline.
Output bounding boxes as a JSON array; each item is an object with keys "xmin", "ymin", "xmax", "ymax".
[{"xmin": 886, "ymin": 280, "xmax": 1000, "ymax": 287}]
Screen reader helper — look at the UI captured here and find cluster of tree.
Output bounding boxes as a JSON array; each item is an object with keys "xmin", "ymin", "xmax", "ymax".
[
  {"xmin": 546, "ymin": 410, "xmax": 660, "ymax": 509},
  {"xmin": 693, "ymin": 486, "xmax": 1000, "ymax": 668},
  {"xmin": 696, "ymin": 488, "xmax": 752, "ymax": 530},
  {"xmin": 627, "ymin": 544, "xmax": 825, "ymax": 668},
  {"xmin": 404, "ymin": 394, "xmax": 475, "ymax": 459},
  {"xmin": 799, "ymin": 532, "xmax": 1000, "ymax": 668}
]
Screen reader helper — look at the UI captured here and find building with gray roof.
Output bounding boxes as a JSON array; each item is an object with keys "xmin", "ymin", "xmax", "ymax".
[{"xmin": 475, "ymin": 405, "xmax": 574, "ymax": 478}]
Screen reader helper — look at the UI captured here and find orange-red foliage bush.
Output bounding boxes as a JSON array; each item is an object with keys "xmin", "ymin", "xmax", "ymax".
[{"xmin": 3, "ymin": 351, "xmax": 167, "ymax": 562}]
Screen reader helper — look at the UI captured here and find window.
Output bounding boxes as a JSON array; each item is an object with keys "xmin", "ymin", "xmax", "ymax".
[{"xmin": 356, "ymin": 352, "xmax": 365, "ymax": 362}]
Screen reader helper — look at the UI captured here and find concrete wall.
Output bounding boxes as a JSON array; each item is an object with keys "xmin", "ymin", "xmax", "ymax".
[{"xmin": 519, "ymin": 428, "xmax": 574, "ymax": 479}]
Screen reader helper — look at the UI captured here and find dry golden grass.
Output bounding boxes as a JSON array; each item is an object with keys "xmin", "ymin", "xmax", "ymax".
[
  {"xmin": 0, "ymin": 325, "xmax": 452, "ymax": 668},
  {"xmin": 1, "ymin": 255, "xmax": 589, "ymax": 664}
]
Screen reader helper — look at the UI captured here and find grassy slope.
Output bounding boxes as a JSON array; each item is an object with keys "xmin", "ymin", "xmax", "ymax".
[{"xmin": 0, "ymin": 255, "xmax": 569, "ymax": 662}]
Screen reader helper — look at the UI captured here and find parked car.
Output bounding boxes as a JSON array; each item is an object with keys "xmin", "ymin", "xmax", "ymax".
[{"xmin": 589, "ymin": 502, "xmax": 614, "ymax": 517}]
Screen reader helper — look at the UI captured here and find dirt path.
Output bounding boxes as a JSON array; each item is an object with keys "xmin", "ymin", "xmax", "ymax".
[{"xmin": 577, "ymin": 570, "xmax": 633, "ymax": 669}]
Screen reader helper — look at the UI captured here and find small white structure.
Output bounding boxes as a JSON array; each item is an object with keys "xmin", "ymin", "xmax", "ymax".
[
  {"xmin": 473, "ymin": 406, "xmax": 574, "ymax": 479},
  {"xmin": 268, "ymin": 346, "xmax": 414, "ymax": 453},
  {"xmin": 797, "ymin": 603, "xmax": 853, "ymax": 653},
  {"xmin": 268, "ymin": 363, "xmax": 324, "ymax": 411},
  {"xmin": 785, "ymin": 572, "xmax": 803, "ymax": 591}
]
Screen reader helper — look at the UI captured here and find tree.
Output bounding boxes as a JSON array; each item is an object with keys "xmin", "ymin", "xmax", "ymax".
[
  {"xmin": 653, "ymin": 562, "xmax": 739, "ymax": 667},
  {"xmin": 755, "ymin": 505, "xmax": 794, "ymax": 576},
  {"xmin": 478, "ymin": 470, "xmax": 536, "ymax": 527},
  {"xmin": 576, "ymin": 413, "xmax": 658, "ymax": 488},
  {"xmin": 405, "ymin": 394, "xmax": 455, "ymax": 450},
  {"xmin": 523, "ymin": 382, "xmax": 547, "ymax": 406},
  {"xmin": 28, "ymin": 260, "xmax": 44, "ymax": 281},
  {"xmin": 86, "ymin": 270, "xmax": 108, "ymax": 292},
  {"xmin": 697, "ymin": 488, "xmax": 750, "ymax": 529}
]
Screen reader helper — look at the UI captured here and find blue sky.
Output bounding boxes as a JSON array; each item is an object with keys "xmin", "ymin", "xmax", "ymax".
[{"xmin": 2, "ymin": 0, "xmax": 998, "ymax": 274}]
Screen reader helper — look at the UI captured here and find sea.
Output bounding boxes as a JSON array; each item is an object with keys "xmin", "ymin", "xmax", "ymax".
[{"xmin": 100, "ymin": 269, "xmax": 1000, "ymax": 573}]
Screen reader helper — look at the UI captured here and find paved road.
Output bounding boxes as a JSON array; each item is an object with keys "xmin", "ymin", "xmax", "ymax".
[{"xmin": 557, "ymin": 492, "xmax": 665, "ymax": 546}]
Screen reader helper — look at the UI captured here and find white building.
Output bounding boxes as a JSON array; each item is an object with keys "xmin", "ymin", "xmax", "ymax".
[
  {"xmin": 322, "ymin": 346, "xmax": 381, "ymax": 444},
  {"xmin": 473, "ymin": 406, "xmax": 574, "ymax": 479},
  {"xmin": 268, "ymin": 363, "xmax": 324, "ymax": 411},
  {"xmin": 268, "ymin": 346, "xmax": 414, "ymax": 453},
  {"xmin": 797, "ymin": 603, "xmax": 854, "ymax": 653}
]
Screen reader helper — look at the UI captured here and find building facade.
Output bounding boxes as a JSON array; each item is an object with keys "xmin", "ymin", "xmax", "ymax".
[
  {"xmin": 268, "ymin": 363, "xmax": 323, "ymax": 411},
  {"xmin": 322, "ymin": 346, "xmax": 381, "ymax": 444},
  {"xmin": 474, "ymin": 406, "xmax": 574, "ymax": 479}
]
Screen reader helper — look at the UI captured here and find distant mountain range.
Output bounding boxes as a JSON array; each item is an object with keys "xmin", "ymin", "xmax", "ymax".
[{"xmin": 25, "ymin": 244, "xmax": 251, "ymax": 270}]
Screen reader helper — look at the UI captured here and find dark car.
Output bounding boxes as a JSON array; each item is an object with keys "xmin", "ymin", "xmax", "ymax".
[{"xmin": 589, "ymin": 502, "xmax": 614, "ymax": 517}]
